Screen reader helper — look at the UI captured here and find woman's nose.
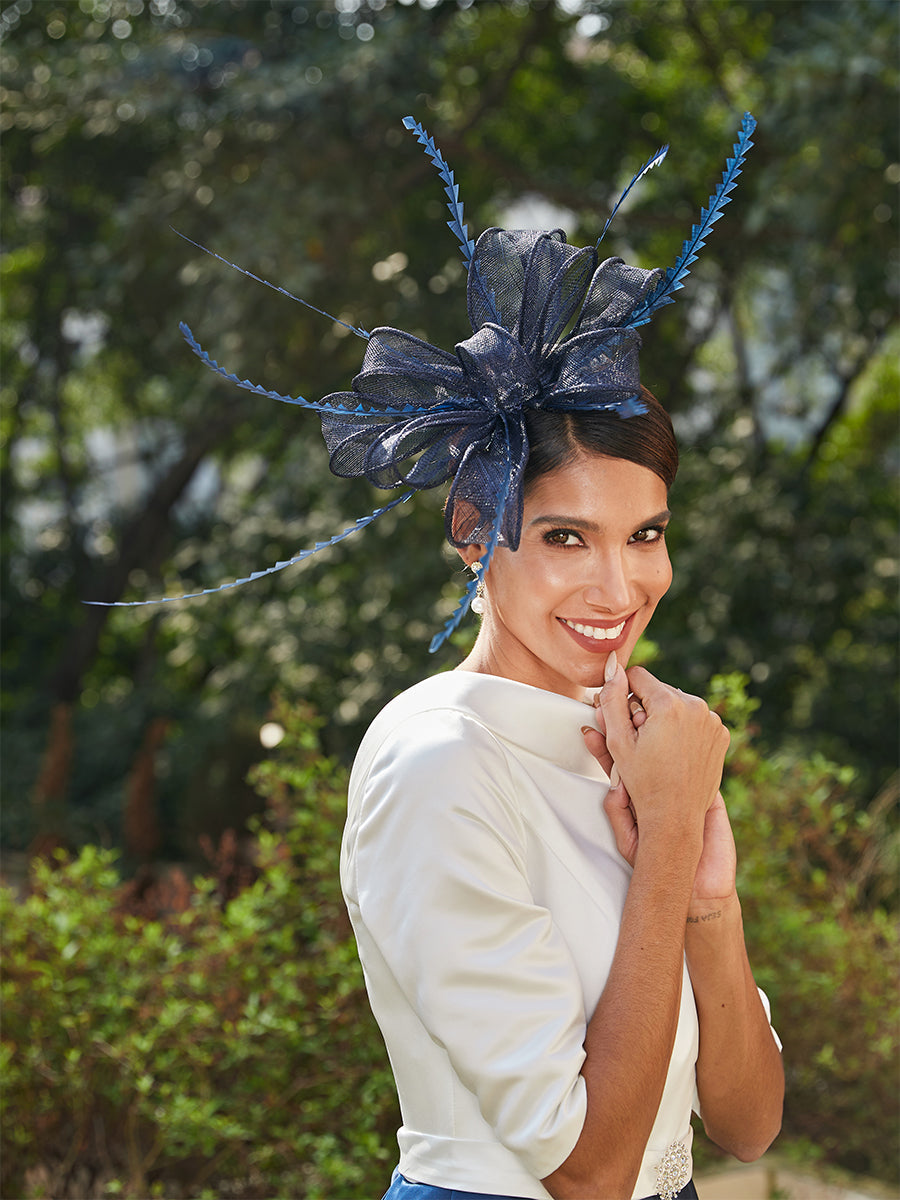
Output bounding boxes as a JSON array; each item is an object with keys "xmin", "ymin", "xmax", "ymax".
[{"xmin": 582, "ymin": 557, "xmax": 633, "ymax": 613}]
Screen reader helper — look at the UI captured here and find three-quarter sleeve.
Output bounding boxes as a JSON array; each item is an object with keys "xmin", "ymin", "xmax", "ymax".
[{"xmin": 347, "ymin": 708, "xmax": 588, "ymax": 1181}]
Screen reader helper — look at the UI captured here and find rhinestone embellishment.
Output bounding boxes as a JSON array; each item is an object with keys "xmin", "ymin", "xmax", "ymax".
[{"xmin": 655, "ymin": 1139, "xmax": 691, "ymax": 1200}]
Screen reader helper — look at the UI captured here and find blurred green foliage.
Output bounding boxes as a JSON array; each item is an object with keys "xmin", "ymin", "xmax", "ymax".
[
  {"xmin": 2, "ymin": 685, "xmax": 897, "ymax": 1198},
  {"xmin": 1, "ymin": 699, "xmax": 398, "ymax": 1200},
  {"xmin": 1, "ymin": 0, "xmax": 897, "ymax": 862},
  {"xmin": 703, "ymin": 674, "xmax": 899, "ymax": 1179}
]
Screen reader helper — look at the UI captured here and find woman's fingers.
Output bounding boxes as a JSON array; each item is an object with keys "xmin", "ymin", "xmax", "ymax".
[
  {"xmin": 596, "ymin": 653, "xmax": 637, "ymax": 757},
  {"xmin": 584, "ymin": 653, "xmax": 649, "ymax": 787},
  {"xmin": 603, "ymin": 781, "xmax": 638, "ymax": 867},
  {"xmin": 617, "ymin": 663, "xmax": 666, "ymax": 712},
  {"xmin": 581, "ymin": 725, "xmax": 613, "ymax": 777},
  {"xmin": 586, "ymin": 658, "xmax": 728, "ymax": 858},
  {"xmin": 595, "ymin": 664, "xmax": 731, "ymax": 842}
]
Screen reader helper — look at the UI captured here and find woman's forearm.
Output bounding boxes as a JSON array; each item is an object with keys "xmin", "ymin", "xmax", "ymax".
[
  {"xmin": 543, "ymin": 834, "xmax": 702, "ymax": 1200},
  {"xmin": 547, "ymin": 659, "xmax": 733, "ymax": 1198},
  {"xmin": 686, "ymin": 895, "xmax": 784, "ymax": 1160}
]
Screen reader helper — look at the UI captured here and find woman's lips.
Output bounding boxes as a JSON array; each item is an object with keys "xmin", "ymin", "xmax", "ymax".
[{"xmin": 557, "ymin": 614, "xmax": 634, "ymax": 654}]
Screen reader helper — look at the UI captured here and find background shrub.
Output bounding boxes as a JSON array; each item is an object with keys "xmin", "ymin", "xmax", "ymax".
[
  {"xmin": 2, "ymin": 684, "xmax": 897, "ymax": 1197},
  {"xmin": 1, "ymin": 700, "xmax": 398, "ymax": 1200},
  {"xmin": 693, "ymin": 674, "xmax": 899, "ymax": 1181}
]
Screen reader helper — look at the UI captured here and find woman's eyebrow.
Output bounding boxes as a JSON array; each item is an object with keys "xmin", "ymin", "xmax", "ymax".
[
  {"xmin": 529, "ymin": 509, "xmax": 672, "ymax": 531},
  {"xmin": 638, "ymin": 509, "xmax": 672, "ymax": 527}
]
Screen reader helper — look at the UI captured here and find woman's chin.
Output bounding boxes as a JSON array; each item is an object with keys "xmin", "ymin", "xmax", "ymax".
[{"xmin": 569, "ymin": 644, "xmax": 640, "ymax": 693}]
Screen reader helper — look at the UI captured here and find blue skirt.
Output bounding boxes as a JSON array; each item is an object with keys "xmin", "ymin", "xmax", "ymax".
[{"xmin": 381, "ymin": 1168, "xmax": 699, "ymax": 1200}]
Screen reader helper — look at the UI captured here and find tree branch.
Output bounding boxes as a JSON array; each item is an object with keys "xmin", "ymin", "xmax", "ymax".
[
  {"xmin": 801, "ymin": 329, "xmax": 889, "ymax": 475},
  {"xmin": 50, "ymin": 405, "xmax": 243, "ymax": 704}
]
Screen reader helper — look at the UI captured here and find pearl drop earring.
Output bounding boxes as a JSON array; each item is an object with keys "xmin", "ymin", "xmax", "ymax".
[{"xmin": 470, "ymin": 562, "xmax": 485, "ymax": 615}]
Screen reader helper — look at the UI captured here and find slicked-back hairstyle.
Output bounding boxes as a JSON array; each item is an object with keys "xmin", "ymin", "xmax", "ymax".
[{"xmin": 523, "ymin": 387, "xmax": 678, "ymax": 494}]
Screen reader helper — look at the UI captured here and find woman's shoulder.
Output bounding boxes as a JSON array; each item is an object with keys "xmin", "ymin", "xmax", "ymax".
[
  {"xmin": 365, "ymin": 669, "xmax": 585, "ymax": 734},
  {"xmin": 369, "ymin": 669, "xmax": 494, "ymax": 723},
  {"xmin": 353, "ymin": 670, "xmax": 597, "ymax": 788},
  {"xmin": 352, "ymin": 672, "xmax": 505, "ymax": 776},
  {"xmin": 344, "ymin": 674, "xmax": 525, "ymax": 853}
]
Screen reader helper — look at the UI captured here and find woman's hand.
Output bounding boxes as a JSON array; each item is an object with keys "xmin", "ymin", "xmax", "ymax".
[
  {"xmin": 689, "ymin": 789, "xmax": 737, "ymax": 909},
  {"xmin": 583, "ymin": 654, "xmax": 731, "ymax": 882},
  {"xmin": 583, "ymin": 690, "xmax": 645, "ymax": 868},
  {"xmin": 600, "ymin": 779, "xmax": 737, "ymax": 903}
]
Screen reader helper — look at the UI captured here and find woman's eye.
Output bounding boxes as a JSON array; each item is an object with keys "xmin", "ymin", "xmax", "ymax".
[
  {"xmin": 544, "ymin": 529, "xmax": 583, "ymax": 547},
  {"xmin": 630, "ymin": 525, "xmax": 666, "ymax": 544}
]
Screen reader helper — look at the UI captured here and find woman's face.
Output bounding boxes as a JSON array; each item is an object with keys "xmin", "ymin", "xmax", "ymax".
[{"xmin": 462, "ymin": 452, "xmax": 673, "ymax": 700}]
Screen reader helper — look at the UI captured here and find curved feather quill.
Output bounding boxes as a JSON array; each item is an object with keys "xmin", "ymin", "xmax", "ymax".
[
  {"xmin": 402, "ymin": 116, "xmax": 502, "ymax": 331},
  {"xmin": 403, "ymin": 116, "xmax": 477, "ymax": 270},
  {"xmin": 179, "ymin": 322, "xmax": 429, "ymax": 417},
  {"xmin": 173, "ymin": 230, "xmax": 370, "ymax": 339},
  {"xmin": 84, "ymin": 492, "xmax": 414, "ymax": 608},
  {"xmin": 627, "ymin": 113, "xmax": 756, "ymax": 328},
  {"xmin": 596, "ymin": 143, "xmax": 669, "ymax": 248}
]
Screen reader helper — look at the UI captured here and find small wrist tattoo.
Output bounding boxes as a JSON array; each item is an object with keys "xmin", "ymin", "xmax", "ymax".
[{"xmin": 687, "ymin": 909, "xmax": 722, "ymax": 924}]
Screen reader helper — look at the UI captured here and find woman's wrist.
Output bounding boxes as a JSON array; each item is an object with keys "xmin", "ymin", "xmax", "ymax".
[
  {"xmin": 684, "ymin": 892, "xmax": 744, "ymax": 974},
  {"xmin": 635, "ymin": 823, "xmax": 705, "ymax": 876},
  {"xmin": 687, "ymin": 889, "xmax": 740, "ymax": 925}
]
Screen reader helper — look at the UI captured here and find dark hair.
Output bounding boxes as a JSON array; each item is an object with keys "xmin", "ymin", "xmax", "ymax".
[{"xmin": 523, "ymin": 387, "xmax": 678, "ymax": 492}]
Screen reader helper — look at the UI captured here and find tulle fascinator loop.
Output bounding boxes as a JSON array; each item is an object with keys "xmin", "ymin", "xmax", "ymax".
[{"xmin": 88, "ymin": 112, "xmax": 756, "ymax": 654}]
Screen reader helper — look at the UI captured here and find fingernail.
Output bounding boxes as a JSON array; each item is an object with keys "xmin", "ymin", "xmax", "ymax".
[
  {"xmin": 580, "ymin": 725, "xmax": 594, "ymax": 736},
  {"xmin": 604, "ymin": 650, "xmax": 618, "ymax": 683},
  {"xmin": 609, "ymin": 764, "xmax": 620, "ymax": 788},
  {"xmin": 592, "ymin": 691, "xmax": 602, "ymax": 708}
]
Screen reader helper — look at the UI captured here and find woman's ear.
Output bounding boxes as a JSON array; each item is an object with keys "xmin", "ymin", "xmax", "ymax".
[{"xmin": 457, "ymin": 543, "xmax": 486, "ymax": 570}]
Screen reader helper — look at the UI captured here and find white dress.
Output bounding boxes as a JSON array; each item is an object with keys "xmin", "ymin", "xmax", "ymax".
[{"xmin": 341, "ymin": 671, "xmax": 766, "ymax": 1198}]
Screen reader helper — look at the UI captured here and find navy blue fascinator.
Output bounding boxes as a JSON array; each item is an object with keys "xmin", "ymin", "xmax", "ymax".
[{"xmin": 90, "ymin": 113, "xmax": 756, "ymax": 652}]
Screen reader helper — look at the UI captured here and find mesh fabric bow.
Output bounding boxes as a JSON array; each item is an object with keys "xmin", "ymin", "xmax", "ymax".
[{"xmin": 321, "ymin": 232, "xmax": 662, "ymax": 548}]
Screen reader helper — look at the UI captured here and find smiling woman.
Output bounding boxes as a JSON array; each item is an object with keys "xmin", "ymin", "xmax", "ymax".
[
  {"xmin": 345, "ymin": 464, "xmax": 783, "ymax": 1200},
  {"xmin": 159, "ymin": 111, "xmax": 783, "ymax": 1200},
  {"xmin": 332, "ymin": 118, "xmax": 783, "ymax": 1200},
  {"xmin": 345, "ymin": 386, "xmax": 783, "ymax": 1200}
]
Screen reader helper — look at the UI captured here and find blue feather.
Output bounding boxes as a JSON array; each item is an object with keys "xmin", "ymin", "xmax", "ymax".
[
  {"xmin": 403, "ymin": 116, "xmax": 477, "ymax": 270},
  {"xmin": 596, "ymin": 143, "xmax": 669, "ymax": 248},
  {"xmin": 84, "ymin": 492, "xmax": 414, "ymax": 608},
  {"xmin": 627, "ymin": 113, "xmax": 756, "ymax": 327},
  {"xmin": 180, "ymin": 323, "xmax": 429, "ymax": 417},
  {"xmin": 173, "ymin": 230, "xmax": 370, "ymax": 340},
  {"xmin": 467, "ymin": 258, "xmax": 503, "ymax": 327}
]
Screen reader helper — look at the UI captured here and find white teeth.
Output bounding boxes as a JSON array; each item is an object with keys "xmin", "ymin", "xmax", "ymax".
[{"xmin": 564, "ymin": 619, "xmax": 626, "ymax": 641}]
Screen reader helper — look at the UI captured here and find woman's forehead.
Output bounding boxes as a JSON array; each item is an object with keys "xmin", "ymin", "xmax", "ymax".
[{"xmin": 524, "ymin": 452, "xmax": 670, "ymax": 517}]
